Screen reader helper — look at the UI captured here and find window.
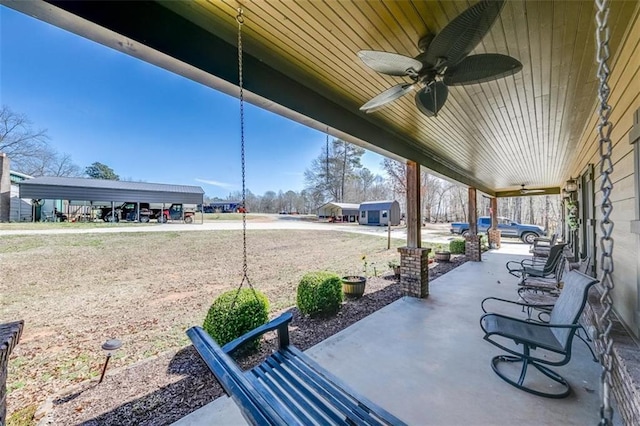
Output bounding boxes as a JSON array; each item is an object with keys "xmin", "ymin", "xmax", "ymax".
[
  {"xmin": 382, "ymin": 210, "xmax": 388, "ymax": 218},
  {"xmin": 360, "ymin": 211, "xmax": 365, "ymax": 218}
]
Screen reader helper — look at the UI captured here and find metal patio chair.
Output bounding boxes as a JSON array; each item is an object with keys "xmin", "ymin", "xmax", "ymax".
[
  {"xmin": 506, "ymin": 243, "xmax": 567, "ymax": 279},
  {"xmin": 529, "ymin": 233, "xmax": 557, "ymax": 258},
  {"xmin": 480, "ymin": 270, "xmax": 598, "ymax": 398}
]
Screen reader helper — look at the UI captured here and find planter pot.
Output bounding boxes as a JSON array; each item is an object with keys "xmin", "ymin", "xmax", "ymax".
[
  {"xmin": 342, "ymin": 276, "xmax": 366, "ymax": 299},
  {"xmin": 435, "ymin": 251, "xmax": 451, "ymax": 262}
]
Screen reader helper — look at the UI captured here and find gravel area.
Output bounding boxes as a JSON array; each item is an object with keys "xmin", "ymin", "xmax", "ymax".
[{"xmin": 41, "ymin": 255, "xmax": 467, "ymax": 426}]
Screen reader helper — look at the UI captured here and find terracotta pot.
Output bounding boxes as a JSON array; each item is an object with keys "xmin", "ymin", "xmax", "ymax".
[{"xmin": 342, "ymin": 276, "xmax": 366, "ymax": 298}]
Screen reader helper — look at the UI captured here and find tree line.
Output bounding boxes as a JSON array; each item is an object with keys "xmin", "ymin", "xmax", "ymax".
[{"xmin": 3, "ymin": 105, "xmax": 560, "ymax": 229}]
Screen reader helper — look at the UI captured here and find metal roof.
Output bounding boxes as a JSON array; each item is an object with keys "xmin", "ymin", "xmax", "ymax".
[
  {"xmin": 318, "ymin": 202, "xmax": 361, "ymax": 210},
  {"xmin": 19, "ymin": 176, "xmax": 204, "ymax": 204},
  {"xmin": 359, "ymin": 201, "xmax": 399, "ymax": 211}
]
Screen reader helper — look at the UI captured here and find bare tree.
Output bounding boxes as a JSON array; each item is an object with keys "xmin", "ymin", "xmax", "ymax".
[
  {"xmin": 0, "ymin": 105, "xmax": 50, "ymax": 173},
  {"xmin": 304, "ymin": 139, "xmax": 365, "ymax": 202},
  {"xmin": 21, "ymin": 151, "xmax": 83, "ymax": 177}
]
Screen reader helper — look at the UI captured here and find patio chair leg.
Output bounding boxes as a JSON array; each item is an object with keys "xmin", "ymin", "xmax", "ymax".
[
  {"xmin": 576, "ymin": 327, "xmax": 598, "ymax": 362},
  {"xmin": 490, "ymin": 350, "xmax": 571, "ymax": 398}
]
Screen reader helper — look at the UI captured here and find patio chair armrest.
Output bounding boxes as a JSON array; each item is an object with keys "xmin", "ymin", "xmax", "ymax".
[
  {"xmin": 481, "ymin": 312, "xmax": 581, "ymax": 331},
  {"xmin": 481, "ymin": 296, "xmax": 536, "ymax": 313},
  {"xmin": 222, "ymin": 312, "xmax": 293, "ymax": 355},
  {"xmin": 520, "ymin": 258, "xmax": 546, "ymax": 267}
]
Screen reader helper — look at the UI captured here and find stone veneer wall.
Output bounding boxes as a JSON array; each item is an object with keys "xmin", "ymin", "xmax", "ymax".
[
  {"xmin": 464, "ymin": 235, "xmax": 482, "ymax": 261},
  {"xmin": 398, "ymin": 247, "xmax": 431, "ymax": 298},
  {"xmin": 582, "ymin": 290, "xmax": 640, "ymax": 425}
]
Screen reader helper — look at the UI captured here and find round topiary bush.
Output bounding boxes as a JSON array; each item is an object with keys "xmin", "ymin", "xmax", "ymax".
[
  {"xmin": 449, "ymin": 239, "xmax": 466, "ymax": 254},
  {"xmin": 203, "ymin": 288, "xmax": 269, "ymax": 351},
  {"xmin": 296, "ymin": 271, "xmax": 343, "ymax": 318}
]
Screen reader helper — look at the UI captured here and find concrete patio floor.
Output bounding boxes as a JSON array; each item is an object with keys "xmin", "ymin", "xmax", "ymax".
[{"xmin": 175, "ymin": 243, "xmax": 608, "ymax": 425}]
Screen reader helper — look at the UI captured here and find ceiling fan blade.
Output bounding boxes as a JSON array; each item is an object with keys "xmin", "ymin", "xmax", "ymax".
[
  {"xmin": 443, "ymin": 54, "xmax": 522, "ymax": 86},
  {"xmin": 358, "ymin": 50, "xmax": 423, "ymax": 77},
  {"xmin": 415, "ymin": 81, "xmax": 449, "ymax": 117},
  {"xmin": 360, "ymin": 84, "xmax": 415, "ymax": 112},
  {"xmin": 522, "ymin": 189, "xmax": 546, "ymax": 194},
  {"xmin": 426, "ymin": 0, "xmax": 505, "ymax": 68}
]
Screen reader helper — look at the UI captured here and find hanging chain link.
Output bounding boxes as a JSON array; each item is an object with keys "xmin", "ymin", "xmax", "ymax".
[
  {"xmin": 228, "ymin": 7, "xmax": 260, "ymax": 314},
  {"xmin": 594, "ymin": 0, "xmax": 615, "ymax": 424}
]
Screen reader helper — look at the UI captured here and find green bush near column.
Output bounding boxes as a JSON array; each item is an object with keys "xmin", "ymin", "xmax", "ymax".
[
  {"xmin": 297, "ymin": 271, "xmax": 343, "ymax": 318},
  {"xmin": 449, "ymin": 239, "xmax": 466, "ymax": 254}
]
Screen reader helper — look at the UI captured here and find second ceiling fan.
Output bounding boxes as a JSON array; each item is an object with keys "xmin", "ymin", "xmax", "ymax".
[{"xmin": 358, "ymin": 0, "xmax": 522, "ymax": 117}]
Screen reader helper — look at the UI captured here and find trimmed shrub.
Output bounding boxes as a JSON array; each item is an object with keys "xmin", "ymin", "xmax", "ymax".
[
  {"xmin": 480, "ymin": 234, "xmax": 489, "ymax": 252},
  {"xmin": 297, "ymin": 271, "xmax": 343, "ymax": 317},
  {"xmin": 449, "ymin": 239, "xmax": 466, "ymax": 254},
  {"xmin": 203, "ymin": 288, "xmax": 269, "ymax": 351}
]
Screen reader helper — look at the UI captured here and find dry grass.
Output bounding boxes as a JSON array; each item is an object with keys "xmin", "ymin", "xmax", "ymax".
[{"xmin": 1, "ymin": 229, "xmax": 423, "ymax": 420}]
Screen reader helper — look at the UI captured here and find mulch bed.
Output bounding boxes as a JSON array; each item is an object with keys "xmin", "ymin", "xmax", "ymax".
[{"xmin": 41, "ymin": 255, "xmax": 467, "ymax": 426}]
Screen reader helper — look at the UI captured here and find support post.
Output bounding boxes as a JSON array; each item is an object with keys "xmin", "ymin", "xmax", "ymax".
[
  {"xmin": 406, "ymin": 161, "xmax": 420, "ymax": 249},
  {"xmin": 488, "ymin": 197, "xmax": 501, "ymax": 249},
  {"xmin": 398, "ymin": 161, "xmax": 430, "ymax": 298},
  {"xmin": 466, "ymin": 187, "xmax": 481, "ymax": 261}
]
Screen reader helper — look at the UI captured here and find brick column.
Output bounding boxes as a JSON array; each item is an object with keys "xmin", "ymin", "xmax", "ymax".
[
  {"xmin": 488, "ymin": 197, "xmax": 500, "ymax": 248},
  {"xmin": 465, "ymin": 235, "xmax": 482, "ymax": 261},
  {"xmin": 488, "ymin": 229, "xmax": 501, "ymax": 249},
  {"xmin": 1, "ymin": 321, "xmax": 24, "ymax": 425},
  {"xmin": 467, "ymin": 187, "xmax": 481, "ymax": 261},
  {"xmin": 398, "ymin": 247, "xmax": 431, "ymax": 298}
]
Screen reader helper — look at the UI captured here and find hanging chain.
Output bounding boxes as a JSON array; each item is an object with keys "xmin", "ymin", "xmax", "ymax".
[
  {"xmin": 594, "ymin": 0, "xmax": 615, "ymax": 424},
  {"xmin": 237, "ymin": 7, "xmax": 249, "ymax": 285},
  {"xmin": 227, "ymin": 6, "xmax": 260, "ymax": 314}
]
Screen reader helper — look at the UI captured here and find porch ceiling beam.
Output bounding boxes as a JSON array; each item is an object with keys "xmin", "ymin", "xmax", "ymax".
[
  {"xmin": 4, "ymin": 0, "xmax": 495, "ymax": 196},
  {"xmin": 494, "ymin": 187, "xmax": 561, "ymax": 198}
]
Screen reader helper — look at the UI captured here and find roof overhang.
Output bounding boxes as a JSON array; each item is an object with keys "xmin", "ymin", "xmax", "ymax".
[{"xmin": 4, "ymin": 0, "xmax": 638, "ymax": 196}]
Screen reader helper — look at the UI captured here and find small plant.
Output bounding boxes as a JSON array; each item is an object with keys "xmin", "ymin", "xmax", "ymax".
[
  {"xmin": 388, "ymin": 259, "xmax": 400, "ymax": 269},
  {"xmin": 297, "ymin": 271, "xmax": 343, "ymax": 317},
  {"xmin": 449, "ymin": 239, "xmax": 466, "ymax": 254},
  {"xmin": 567, "ymin": 200, "xmax": 579, "ymax": 231},
  {"xmin": 361, "ymin": 255, "xmax": 368, "ymax": 275},
  {"xmin": 203, "ymin": 288, "xmax": 269, "ymax": 351}
]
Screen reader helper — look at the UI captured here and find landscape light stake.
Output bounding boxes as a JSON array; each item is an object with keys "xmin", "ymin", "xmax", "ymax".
[{"xmin": 99, "ymin": 339, "xmax": 122, "ymax": 384}]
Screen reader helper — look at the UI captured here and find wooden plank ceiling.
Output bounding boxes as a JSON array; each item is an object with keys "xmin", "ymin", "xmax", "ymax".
[
  {"xmin": 168, "ymin": 0, "xmax": 637, "ymax": 193},
  {"xmin": 7, "ymin": 0, "xmax": 638, "ymax": 194}
]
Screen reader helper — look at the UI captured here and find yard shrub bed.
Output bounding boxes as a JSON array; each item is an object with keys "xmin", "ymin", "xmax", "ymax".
[
  {"xmin": 297, "ymin": 271, "xmax": 343, "ymax": 317},
  {"xmin": 449, "ymin": 239, "xmax": 466, "ymax": 254}
]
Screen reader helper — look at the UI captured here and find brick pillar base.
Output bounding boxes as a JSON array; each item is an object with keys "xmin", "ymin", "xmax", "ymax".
[
  {"xmin": 487, "ymin": 229, "xmax": 501, "ymax": 249},
  {"xmin": 398, "ymin": 247, "xmax": 431, "ymax": 298},
  {"xmin": 465, "ymin": 235, "xmax": 482, "ymax": 261}
]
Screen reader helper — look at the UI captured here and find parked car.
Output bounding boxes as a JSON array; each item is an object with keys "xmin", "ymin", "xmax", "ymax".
[{"xmin": 450, "ymin": 216, "xmax": 545, "ymax": 244}]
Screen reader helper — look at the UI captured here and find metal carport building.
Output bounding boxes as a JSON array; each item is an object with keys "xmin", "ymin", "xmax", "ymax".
[{"xmin": 19, "ymin": 176, "xmax": 205, "ymax": 222}]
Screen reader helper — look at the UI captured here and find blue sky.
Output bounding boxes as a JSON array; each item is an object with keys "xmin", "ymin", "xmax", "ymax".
[{"xmin": 0, "ymin": 6, "xmax": 386, "ymax": 198}]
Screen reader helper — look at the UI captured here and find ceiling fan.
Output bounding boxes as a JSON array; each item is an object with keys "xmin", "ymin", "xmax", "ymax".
[
  {"xmin": 520, "ymin": 185, "xmax": 546, "ymax": 195},
  {"xmin": 358, "ymin": 0, "xmax": 522, "ymax": 117}
]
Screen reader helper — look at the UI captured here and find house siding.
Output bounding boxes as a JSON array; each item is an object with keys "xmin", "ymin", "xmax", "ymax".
[
  {"xmin": 569, "ymin": 8, "xmax": 640, "ymax": 425},
  {"xmin": 570, "ymin": 4, "xmax": 640, "ymax": 338}
]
